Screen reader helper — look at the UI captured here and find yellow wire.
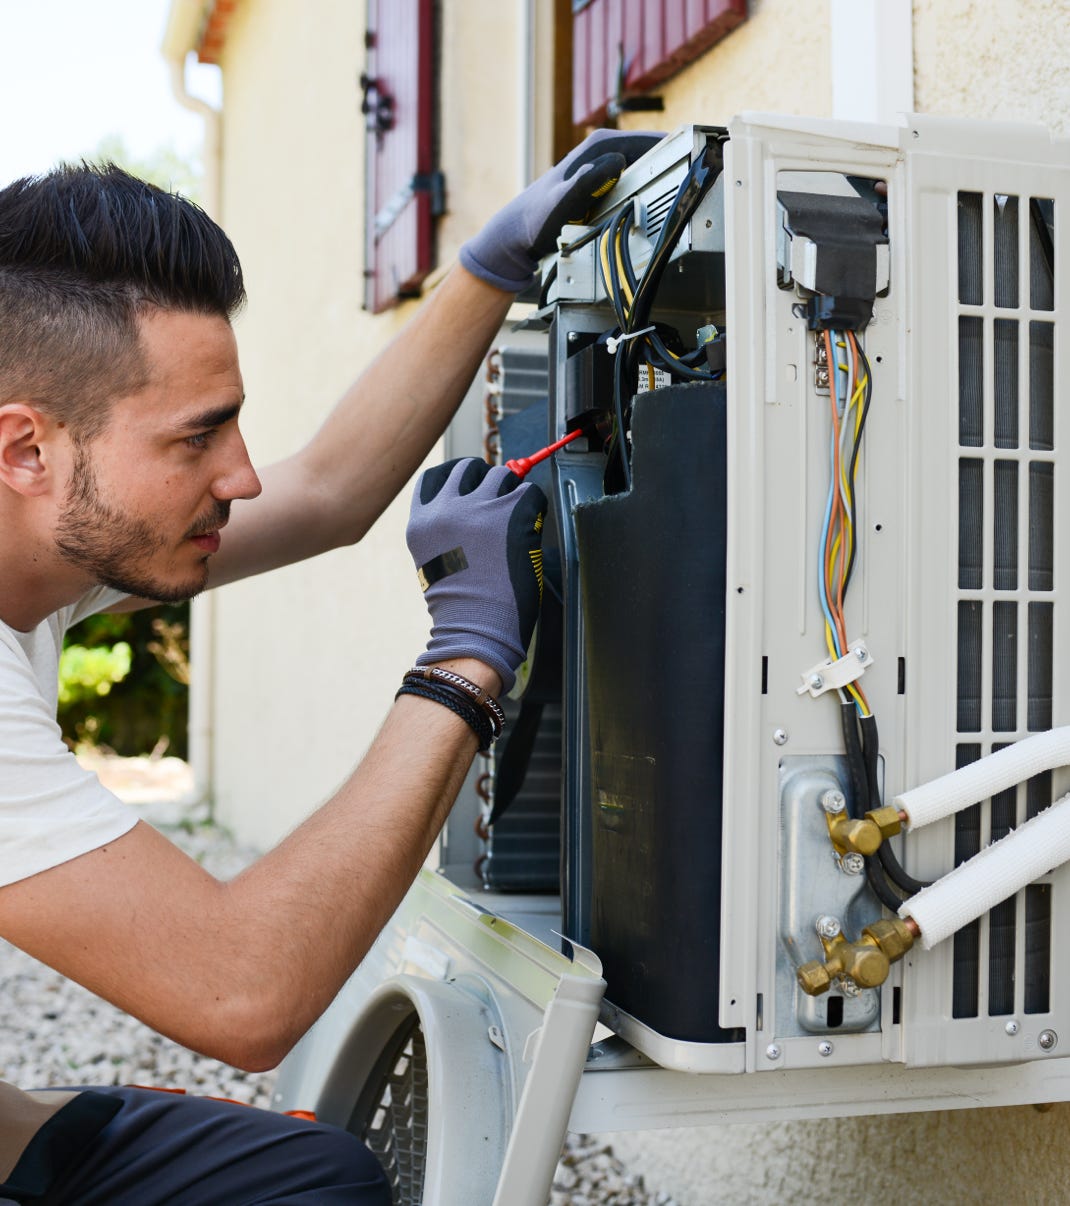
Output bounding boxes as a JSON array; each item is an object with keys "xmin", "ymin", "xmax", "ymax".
[
  {"xmin": 597, "ymin": 230, "xmax": 613, "ymax": 303},
  {"xmin": 846, "ymin": 680, "xmax": 870, "ymax": 715},
  {"xmin": 820, "ymin": 337, "xmax": 872, "ymax": 716},
  {"xmin": 613, "ymin": 228, "xmax": 633, "ymax": 310}
]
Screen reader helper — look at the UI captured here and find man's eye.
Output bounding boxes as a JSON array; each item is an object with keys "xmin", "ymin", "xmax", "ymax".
[{"xmin": 185, "ymin": 430, "xmax": 216, "ymax": 450}]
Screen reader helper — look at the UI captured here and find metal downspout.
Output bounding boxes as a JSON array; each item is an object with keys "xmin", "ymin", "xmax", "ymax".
[{"xmin": 162, "ymin": 44, "xmax": 223, "ymax": 809}]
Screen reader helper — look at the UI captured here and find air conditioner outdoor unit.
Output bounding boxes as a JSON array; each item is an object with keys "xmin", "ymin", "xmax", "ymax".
[{"xmin": 278, "ymin": 114, "xmax": 1070, "ymax": 1206}]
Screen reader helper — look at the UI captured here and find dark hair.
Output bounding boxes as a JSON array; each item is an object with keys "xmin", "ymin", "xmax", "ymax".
[{"xmin": 0, "ymin": 162, "xmax": 245, "ymax": 438}]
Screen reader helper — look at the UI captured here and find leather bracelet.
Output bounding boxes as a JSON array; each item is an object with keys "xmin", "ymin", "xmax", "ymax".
[
  {"xmin": 396, "ymin": 680, "xmax": 494, "ymax": 753},
  {"xmin": 410, "ymin": 679, "xmax": 498, "ymax": 749},
  {"xmin": 405, "ymin": 666, "xmax": 505, "ymax": 737}
]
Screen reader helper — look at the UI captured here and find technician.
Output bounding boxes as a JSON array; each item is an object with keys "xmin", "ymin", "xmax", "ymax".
[{"xmin": 0, "ymin": 130, "xmax": 657, "ymax": 1203}]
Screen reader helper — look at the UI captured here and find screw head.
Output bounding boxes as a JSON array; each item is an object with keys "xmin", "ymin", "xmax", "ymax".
[
  {"xmin": 840, "ymin": 852, "xmax": 866, "ymax": 875},
  {"xmin": 1039, "ymin": 1030, "xmax": 1058, "ymax": 1051},
  {"xmin": 773, "ymin": 728, "xmax": 789, "ymax": 746},
  {"xmin": 840, "ymin": 979, "xmax": 862, "ymax": 998},
  {"xmin": 821, "ymin": 789, "xmax": 846, "ymax": 814},
  {"xmin": 816, "ymin": 914, "xmax": 842, "ymax": 940},
  {"xmin": 765, "ymin": 1043, "xmax": 782, "ymax": 1061},
  {"xmin": 810, "ymin": 674, "xmax": 825, "ymax": 690},
  {"xmin": 567, "ymin": 330, "xmax": 579, "ymax": 342},
  {"xmin": 818, "ymin": 1041, "xmax": 834, "ymax": 1057},
  {"xmin": 855, "ymin": 646, "xmax": 868, "ymax": 662},
  {"xmin": 1005, "ymin": 1020, "xmax": 1020, "ymax": 1036}
]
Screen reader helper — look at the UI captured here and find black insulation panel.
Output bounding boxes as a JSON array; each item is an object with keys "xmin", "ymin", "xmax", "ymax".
[{"xmin": 574, "ymin": 381, "xmax": 740, "ymax": 1042}]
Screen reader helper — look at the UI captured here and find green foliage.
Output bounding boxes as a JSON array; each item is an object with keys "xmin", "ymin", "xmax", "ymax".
[
  {"xmin": 58, "ymin": 641, "xmax": 131, "ymax": 706},
  {"xmin": 59, "ymin": 604, "xmax": 191, "ymax": 758}
]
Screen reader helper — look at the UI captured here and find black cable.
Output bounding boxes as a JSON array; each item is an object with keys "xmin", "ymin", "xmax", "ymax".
[
  {"xmin": 644, "ymin": 330, "xmax": 719, "ymax": 381},
  {"xmin": 839, "ymin": 702, "xmax": 869, "ymax": 820},
  {"xmin": 601, "ymin": 227, "xmax": 629, "ymax": 329},
  {"xmin": 614, "ymin": 204, "xmax": 638, "ymax": 297},
  {"xmin": 841, "ymin": 702, "xmax": 909, "ymax": 909},
  {"xmin": 598, "ymin": 138, "xmax": 725, "ymax": 489},
  {"xmin": 865, "ymin": 853, "xmax": 908, "ymax": 911},
  {"xmin": 609, "ymin": 339, "xmax": 631, "ymax": 492},
  {"xmin": 859, "ymin": 714, "xmax": 930, "ymax": 895},
  {"xmin": 538, "ymin": 259, "xmax": 558, "ymax": 309}
]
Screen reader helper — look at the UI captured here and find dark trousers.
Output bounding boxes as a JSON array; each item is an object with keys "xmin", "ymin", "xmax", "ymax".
[{"xmin": 31, "ymin": 1087, "xmax": 391, "ymax": 1205}]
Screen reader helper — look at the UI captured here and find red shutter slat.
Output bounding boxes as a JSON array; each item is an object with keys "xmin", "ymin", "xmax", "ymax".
[
  {"xmin": 639, "ymin": 0, "xmax": 665, "ymax": 87},
  {"xmin": 364, "ymin": 0, "xmax": 435, "ymax": 313},
  {"xmin": 573, "ymin": 0, "xmax": 747, "ymax": 127},
  {"xmin": 662, "ymin": 0, "xmax": 686, "ymax": 59},
  {"xmin": 622, "ymin": 0, "xmax": 645, "ymax": 88},
  {"xmin": 572, "ymin": 8, "xmax": 589, "ymax": 130},
  {"xmin": 590, "ymin": 0, "xmax": 608, "ymax": 125},
  {"xmin": 686, "ymin": 0, "xmax": 708, "ymax": 41},
  {"xmin": 604, "ymin": 0, "xmax": 623, "ymax": 98}
]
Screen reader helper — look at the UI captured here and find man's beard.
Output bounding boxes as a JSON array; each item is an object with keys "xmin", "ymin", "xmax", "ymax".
[{"xmin": 55, "ymin": 446, "xmax": 229, "ymax": 603}]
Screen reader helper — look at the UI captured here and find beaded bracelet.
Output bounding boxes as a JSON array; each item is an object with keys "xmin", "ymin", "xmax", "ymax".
[
  {"xmin": 404, "ymin": 666, "xmax": 505, "ymax": 737},
  {"xmin": 396, "ymin": 679, "xmax": 495, "ymax": 753}
]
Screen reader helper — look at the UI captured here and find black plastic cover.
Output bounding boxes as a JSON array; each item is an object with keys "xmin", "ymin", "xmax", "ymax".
[
  {"xmin": 573, "ymin": 381, "xmax": 740, "ymax": 1043},
  {"xmin": 778, "ymin": 189, "xmax": 887, "ymax": 300}
]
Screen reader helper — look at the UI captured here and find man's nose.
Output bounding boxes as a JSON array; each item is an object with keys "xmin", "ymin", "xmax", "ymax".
[{"xmin": 214, "ymin": 435, "xmax": 263, "ymax": 502}]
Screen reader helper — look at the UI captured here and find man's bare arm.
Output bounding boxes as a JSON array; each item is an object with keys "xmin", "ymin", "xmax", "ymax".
[{"xmin": 0, "ymin": 660, "xmax": 493, "ymax": 1072}]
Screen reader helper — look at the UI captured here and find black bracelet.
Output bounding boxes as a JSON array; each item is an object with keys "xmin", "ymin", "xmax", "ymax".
[
  {"xmin": 396, "ymin": 680, "xmax": 495, "ymax": 752},
  {"xmin": 405, "ymin": 666, "xmax": 506, "ymax": 736},
  {"xmin": 402, "ymin": 676, "xmax": 502, "ymax": 745}
]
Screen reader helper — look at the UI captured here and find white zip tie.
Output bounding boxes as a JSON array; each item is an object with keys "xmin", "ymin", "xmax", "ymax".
[{"xmin": 605, "ymin": 325, "xmax": 656, "ymax": 355}]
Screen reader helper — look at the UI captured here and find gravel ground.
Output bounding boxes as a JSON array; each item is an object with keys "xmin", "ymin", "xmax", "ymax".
[{"xmin": 0, "ymin": 755, "xmax": 675, "ymax": 1205}]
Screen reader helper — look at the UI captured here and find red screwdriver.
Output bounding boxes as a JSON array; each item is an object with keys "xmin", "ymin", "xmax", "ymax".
[{"xmin": 505, "ymin": 428, "xmax": 584, "ymax": 478}]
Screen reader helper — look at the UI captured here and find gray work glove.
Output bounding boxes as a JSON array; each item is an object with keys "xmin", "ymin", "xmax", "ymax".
[
  {"xmin": 407, "ymin": 458, "xmax": 547, "ymax": 693},
  {"xmin": 459, "ymin": 129, "xmax": 663, "ymax": 292}
]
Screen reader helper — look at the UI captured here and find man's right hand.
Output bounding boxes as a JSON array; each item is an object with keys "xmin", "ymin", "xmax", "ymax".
[
  {"xmin": 459, "ymin": 129, "xmax": 663, "ymax": 292},
  {"xmin": 406, "ymin": 458, "xmax": 546, "ymax": 694}
]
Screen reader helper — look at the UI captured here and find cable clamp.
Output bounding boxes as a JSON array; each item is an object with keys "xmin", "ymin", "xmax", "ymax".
[
  {"xmin": 606, "ymin": 325, "xmax": 656, "ymax": 355},
  {"xmin": 796, "ymin": 641, "xmax": 873, "ymax": 699}
]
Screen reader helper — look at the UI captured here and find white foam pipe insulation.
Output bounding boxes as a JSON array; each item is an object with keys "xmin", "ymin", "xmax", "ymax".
[
  {"xmin": 894, "ymin": 726, "xmax": 1070, "ymax": 829},
  {"xmin": 900, "ymin": 790, "xmax": 1070, "ymax": 949}
]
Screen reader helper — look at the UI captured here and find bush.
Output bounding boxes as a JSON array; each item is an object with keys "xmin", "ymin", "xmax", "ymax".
[
  {"xmin": 59, "ymin": 604, "xmax": 190, "ymax": 757},
  {"xmin": 58, "ymin": 642, "xmax": 132, "ymax": 706}
]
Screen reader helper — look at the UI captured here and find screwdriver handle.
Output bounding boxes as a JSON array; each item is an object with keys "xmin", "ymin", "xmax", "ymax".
[{"xmin": 505, "ymin": 428, "xmax": 584, "ymax": 478}]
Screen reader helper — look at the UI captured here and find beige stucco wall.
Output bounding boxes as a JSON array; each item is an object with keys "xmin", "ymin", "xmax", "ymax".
[
  {"xmin": 204, "ymin": 0, "xmax": 532, "ymax": 846},
  {"xmin": 915, "ymin": 0, "xmax": 1070, "ymax": 136},
  {"xmin": 640, "ymin": 0, "xmax": 833, "ymax": 131}
]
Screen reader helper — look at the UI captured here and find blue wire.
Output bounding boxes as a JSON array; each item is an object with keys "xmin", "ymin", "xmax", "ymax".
[{"xmin": 818, "ymin": 366, "xmax": 843, "ymax": 657}]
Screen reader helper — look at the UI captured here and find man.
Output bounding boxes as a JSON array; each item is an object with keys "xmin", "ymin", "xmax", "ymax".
[{"xmin": 0, "ymin": 129, "xmax": 657, "ymax": 1203}]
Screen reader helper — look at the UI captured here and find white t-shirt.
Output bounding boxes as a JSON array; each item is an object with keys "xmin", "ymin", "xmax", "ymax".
[{"xmin": 0, "ymin": 586, "xmax": 138, "ymax": 888}]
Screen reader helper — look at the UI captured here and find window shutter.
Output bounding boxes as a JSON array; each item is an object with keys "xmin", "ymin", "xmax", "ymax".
[
  {"xmin": 363, "ymin": 0, "xmax": 438, "ymax": 313},
  {"xmin": 572, "ymin": 0, "xmax": 747, "ymax": 128}
]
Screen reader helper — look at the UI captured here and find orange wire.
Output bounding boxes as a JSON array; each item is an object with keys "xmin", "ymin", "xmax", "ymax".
[
  {"xmin": 823, "ymin": 331, "xmax": 850, "ymax": 653},
  {"xmin": 843, "ymin": 331, "xmax": 870, "ymax": 715}
]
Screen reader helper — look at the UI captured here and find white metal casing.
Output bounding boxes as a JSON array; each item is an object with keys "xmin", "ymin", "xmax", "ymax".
[{"xmin": 718, "ymin": 111, "xmax": 1070, "ymax": 1072}]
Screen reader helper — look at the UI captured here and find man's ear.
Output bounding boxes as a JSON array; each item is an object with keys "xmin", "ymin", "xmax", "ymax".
[{"xmin": 0, "ymin": 404, "xmax": 66, "ymax": 497}]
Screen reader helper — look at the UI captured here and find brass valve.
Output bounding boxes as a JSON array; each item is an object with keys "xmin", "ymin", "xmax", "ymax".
[
  {"xmin": 797, "ymin": 917, "xmax": 916, "ymax": 997},
  {"xmin": 826, "ymin": 814, "xmax": 883, "ymax": 856},
  {"xmin": 822, "ymin": 791, "xmax": 902, "ymax": 856}
]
